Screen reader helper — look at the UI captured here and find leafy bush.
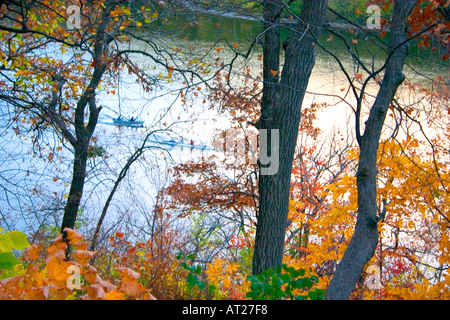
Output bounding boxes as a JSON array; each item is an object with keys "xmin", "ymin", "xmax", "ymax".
[
  {"xmin": 0, "ymin": 228, "xmax": 156, "ymax": 300},
  {"xmin": 246, "ymin": 264, "xmax": 325, "ymax": 300}
]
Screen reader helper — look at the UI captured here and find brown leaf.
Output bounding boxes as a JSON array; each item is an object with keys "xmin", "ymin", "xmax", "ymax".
[
  {"xmin": 83, "ymin": 265, "xmax": 102, "ymax": 285},
  {"xmin": 120, "ymin": 280, "xmax": 147, "ymax": 299},
  {"xmin": 87, "ymin": 283, "xmax": 106, "ymax": 300},
  {"xmin": 46, "ymin": 241, "xmax": 67, "ymax": 261}
]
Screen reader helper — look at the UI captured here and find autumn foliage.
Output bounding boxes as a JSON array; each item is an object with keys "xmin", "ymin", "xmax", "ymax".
[
  {"xmin": 0, "ymin": 228, "xmax": 156, "ymax": 300},
  {"xmin": 1, "ymin": 0, "xmax": 450, "ymax": 301}
]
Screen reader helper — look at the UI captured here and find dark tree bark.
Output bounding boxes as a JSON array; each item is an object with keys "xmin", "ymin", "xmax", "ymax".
[
  {"xmin": 252, "ymin": 0, "xmax": 328, "ymax": 275},
  {"xmin": 324, "ymin": 0, "xmax": 418, "ymax": 300},
  {"xmin": 60, "ymin": 5, "xmax": 113, "ymax": 233}
]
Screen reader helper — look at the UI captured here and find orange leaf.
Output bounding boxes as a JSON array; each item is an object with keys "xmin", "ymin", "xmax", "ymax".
[
  {"xmin": 233, "ymin": 42, "xmax": 239, "ymax": 48},
  {"xmin": 83, "ymin": 265, "xmax": 101, "ymax": 285},
  {"xmin": 73, "ymin": 241, "xmax": 89, "ymax": 250},
  {"xmin": 73, "ymin": 250, "xmax": 96, "ymax": 266},
  {"xmin": 355, "ymin": 73, "xmax": 363, "ymax": 81},
  {"xmin": 117, "ymin": 267, "xmax": 140, "ymax": 280},
  {"xmin": 63, "ymin": 228, "xmax": 84, "ymax": 245},
  {"xmin": 270, "ymin": 69, "xmax": 277, "ymax": 76},
  {"xmin": 105, "ymin": 289, "xmax": 126, "ymax": 300},
  {"xmin": 22, "ymin": 244, "xmax": 41, "ymax": 262},
  {"xmin": 46, "ymin": 256, "xmax": 71, "ymax": 287},
  {"xmin": 46, "ymin": 240, "xmax": 67, "ymax": 261},
  {"xmin": 355, "ymin": 8, "xmax": 361, "ymax": 14}
]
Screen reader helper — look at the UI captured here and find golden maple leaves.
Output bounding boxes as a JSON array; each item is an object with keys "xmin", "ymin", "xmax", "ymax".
[{"xmin": 0, "ymin": 228, "xmax": 156, "ymax": 300}]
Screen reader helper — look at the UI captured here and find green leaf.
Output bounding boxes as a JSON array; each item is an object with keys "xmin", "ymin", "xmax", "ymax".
[
  {"xmin": 246, "ymin": 291, "xmax": 256, "ymax": 299},
  {"xmin": 280, "ymin": 273, "xmax": 291, "ymax": 283},
  {"xmin": 308, "ymin": 289, "xmax": 325, "ymax": 300},
  {"xmin": 0, "ymin": 252, "xmax": 19, "ymax": 270},
  {"xmin": 209, "ymin": 284, "xmax": 217, "ymax": 295},
  {"xmin": 246, "ymin": 275, "xmax": 257, "ymax": 283},
  {"xmin": 197, "ymin": 281, "xmax": 206, "ymax": 290},
  {"xmin": 194, "ymin": 265, "xmax": 202, "ymax": 274},
  {"xmin": 272, "ymin": 275, "xmax": 283, "ymax": 288},
  {"xmin": 299, "ymin": 268, "xmax": 306, "ymax": 277},
  {"xmin": 287, "ymin": 267, "xmax": 300, "ymax": 278},
  {"xmin": 303, "ymin": 278, "xmax": 314, "ymax": 288},
  {"xmin": 9, "ymin": 231, "xmax": 29, "ymax": 251},
  {"xmin": 187, "ymin": 273, "xmax": 198, "ymax": 287},
  {"xmin": 275, "ymin": 265, "xmax": 282, "ymax": 274},
  {"xmin": 419, "ymin": 1, "xmax": 430, "ymax": 10},
  {"xmin": 294, "ymin": 278, "xmax": 305, "ymax": 289},
  {"xmin": 186, "ymin": 254, "xmax": 195, "ymax": 260},
  {"xmin": 433, "ymin": 189, "xmax": 440, "ymax": 198}
]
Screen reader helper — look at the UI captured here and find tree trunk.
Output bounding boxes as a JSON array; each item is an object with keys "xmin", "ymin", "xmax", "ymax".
[
  {"xmin": 61, "ymin": 143, "xmax": 89, "ymax": 231},
  {"xmin": 252, "ymin": 0, "xmax": 328, "ymax": 275},
  {"xmin": 60, "ymin": 4, "xmax": 112, "ymax": 233},
  {"xmin": 324, "ymin": 0, "xmax": 417, "ymax": 300}
]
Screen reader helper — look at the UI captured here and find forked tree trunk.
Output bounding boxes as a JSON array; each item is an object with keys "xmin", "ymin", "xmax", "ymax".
[
  {"xmin": 60, "ymin": 4, "xmax": 112, "ymax": 233},
  {"xmin": 252, "ymin": 0, "xmax": 328, "ymax": 275},
  {"xmin": 324, "ymin": 0, "xmax": 417, "ymax": 300}
]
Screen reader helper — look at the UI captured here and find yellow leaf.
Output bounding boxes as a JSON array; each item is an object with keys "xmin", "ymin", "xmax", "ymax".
[{"xmin": 223, "ymin": 277, "xmax": 231, "ymax": 289}]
